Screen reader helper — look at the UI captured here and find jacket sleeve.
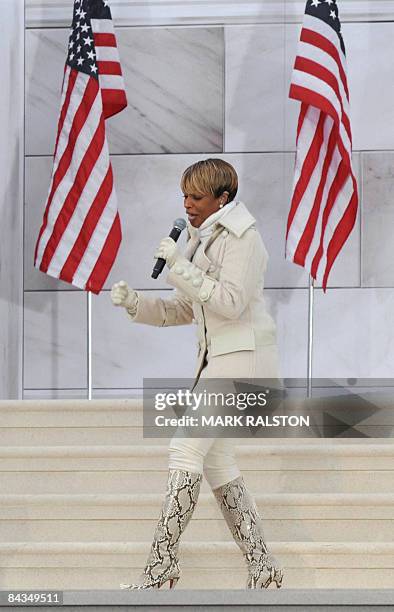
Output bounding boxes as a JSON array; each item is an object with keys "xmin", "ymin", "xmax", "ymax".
[
  {"xmin": 165, "ymin": 227, "xmax": 268, "ymax": 320},
  {"xmin": 125, "ymin": 288, "xmax": 194, "ymax": 326}
]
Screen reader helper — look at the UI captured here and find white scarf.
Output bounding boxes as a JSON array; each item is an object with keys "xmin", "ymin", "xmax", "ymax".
[{"xmin": 197, "ymin": 200, "xmax": 238, "ymax": 244}]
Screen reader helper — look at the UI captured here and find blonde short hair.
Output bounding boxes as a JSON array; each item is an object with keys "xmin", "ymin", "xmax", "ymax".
[{"xmin": 180, "ymin": 158, "xmax": 238, "ymax": 202}]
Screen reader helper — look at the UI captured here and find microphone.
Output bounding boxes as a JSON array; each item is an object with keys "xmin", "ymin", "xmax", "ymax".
[{"xmin": 151, "ymin": 218, "xmax": 187, "ymax": 279}]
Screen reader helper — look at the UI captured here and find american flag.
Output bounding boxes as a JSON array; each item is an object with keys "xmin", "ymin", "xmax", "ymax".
[
  {"xmin": 285, "ymin": 0, "xmax": 358, "ymax": 290},
  {"xmin": 34, "ymin": 0, "xmax": 127, "ymax": 294}
]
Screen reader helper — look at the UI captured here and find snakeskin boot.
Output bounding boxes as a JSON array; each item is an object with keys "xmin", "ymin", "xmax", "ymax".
[
  {"xmin": 120, "ymin": 468, "xmax": 202, "ymax": 589},
  {"xmin": 213, "ymin": 475, "xmax": 284, "ymax": 589}
]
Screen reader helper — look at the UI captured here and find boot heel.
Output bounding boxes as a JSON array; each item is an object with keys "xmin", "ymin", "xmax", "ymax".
[
  {"xmin": 274, "ymin": 569, "xmax": 284, "ymax": 588},
  {"xmin": 169, "ymin": 577, "xmax": 179, "ymax": 589}
]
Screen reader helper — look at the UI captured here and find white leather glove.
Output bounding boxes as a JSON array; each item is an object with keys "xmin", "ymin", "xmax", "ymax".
[
  {"xmin": 154, "ymin": 237, "xmax": 179, "ymax": 269},
  {"xmin": 111, "ymin": 280, "xmax": 138, "ymax": 312}
]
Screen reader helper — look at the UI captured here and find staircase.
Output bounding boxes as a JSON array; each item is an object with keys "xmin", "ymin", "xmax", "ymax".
[{"xmin": 0, "ymin": 399, "xmax": 394, "ymax": 590}]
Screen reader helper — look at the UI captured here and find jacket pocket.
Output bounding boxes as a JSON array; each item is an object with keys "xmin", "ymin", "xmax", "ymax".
[{"xmin": 210, "ymin": 326, "xmax": 255, "ymax": 357}]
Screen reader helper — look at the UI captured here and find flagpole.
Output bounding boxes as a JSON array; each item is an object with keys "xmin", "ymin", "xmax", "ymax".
[
  {"xmin": 307, "ymin": 275, "xmax": 314, "ymax": 398},
  {"xmin": 87, "ymin": 290, "xmax": 92, "ymax": 400},
  {"xmin": 33, "ymin": 1, "xmax": 126, "ymax": 405}
]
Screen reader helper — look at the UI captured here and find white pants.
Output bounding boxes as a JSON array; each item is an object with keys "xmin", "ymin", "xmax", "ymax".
[
  {"xmin": 168, "ymin": 435, "xmax": 241, "ymax": 491},
  {"xmin": 168, "ymin": 354, "xmax": 242, "ymax": 490},
  {"xmin": 168, "ymin": 343, "xmax": 280, "ymax": 490}
]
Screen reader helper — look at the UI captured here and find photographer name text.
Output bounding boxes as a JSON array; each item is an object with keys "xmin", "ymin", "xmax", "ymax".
[{"xmin": 155, "ymin": 414, "xmax": 309, "ymax": 427}]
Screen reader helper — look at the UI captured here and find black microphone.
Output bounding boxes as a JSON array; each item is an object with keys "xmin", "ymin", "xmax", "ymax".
[{"xmin": 151, "ymin": 218, "xmax": 187, "ymax": 279}]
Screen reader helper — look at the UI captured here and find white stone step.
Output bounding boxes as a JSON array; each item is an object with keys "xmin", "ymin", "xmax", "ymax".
[
  {"xmin": 2, "ymin": 493, "xmax": 394, "ymax": 520},
  {"xmin": 0, "ymin": 473, "xmax": 392, "ymax": 495},
  {"xmin": 1, "ymin": 492, "xmax": 393, "ymax": 543},
  {"xmin": 0, "ymin": 426, "xmax": 148, "ymax": 446},
  {"xmin": 1, "ymin": 443, "xmax": 394, "ymax": 470},
  {"xmin": 0, "ymin": 473, "xmax": 376, "ymax": 495},
  {"xmin": 2, "ymin": 470, "xmax": 392, "ymax": 494},
  {"xmin": 1, "ymin": 399, "xmax": 393, "ymax": 445},
  {"xmin": 0, "ymin": 542, "xmax": 393, "ymax": 590},
  {"xmin": 1, "ymin": 444, "xmax": 393, "ymax": 493}
]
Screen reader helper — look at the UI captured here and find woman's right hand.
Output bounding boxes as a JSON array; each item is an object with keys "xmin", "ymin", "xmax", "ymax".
[{"xmin": 111, "ymin": 280, "xmax": 138, "ymax": 309}]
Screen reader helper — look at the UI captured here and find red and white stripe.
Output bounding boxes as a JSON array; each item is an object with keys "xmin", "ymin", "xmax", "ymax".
[
  {"xmin": 33, "ymin": 3, "xmax": 127, "ymax": 294},
  {"xmin": 33, "ymin": 65, "xmax": 123, "ymax": 293},
  {"xmin": 91, "ymin": 18, "xmax": 127, "ymax": 118},
  {"xmin": 286, "ymin": 12, "xmax": 358, "ymax": 290}
]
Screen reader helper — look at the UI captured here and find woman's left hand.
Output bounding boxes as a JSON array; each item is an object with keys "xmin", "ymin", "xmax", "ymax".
[{"xmin": 154, "ymin": 237, "xmax": 179, "ymax": 268}]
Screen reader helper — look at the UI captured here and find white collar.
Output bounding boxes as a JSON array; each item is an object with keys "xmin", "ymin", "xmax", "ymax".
[
  {"xmin": 197, "ymin": 200, "xmax": 238, "ymax": 239},
  {"xmin": 186, "ymin": 201, "xmax": 256, "ymax": 240}
]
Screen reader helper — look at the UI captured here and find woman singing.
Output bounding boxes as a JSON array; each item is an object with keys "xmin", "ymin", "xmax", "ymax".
[{"xmin": 111, "ymin": 158, "xmax": 284, "ymax": 590}]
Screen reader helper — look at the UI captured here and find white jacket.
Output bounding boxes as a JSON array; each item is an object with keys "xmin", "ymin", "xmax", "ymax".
[{"xmin": 127, "ymin": 201, "xmax": 278, "ymax": 387}]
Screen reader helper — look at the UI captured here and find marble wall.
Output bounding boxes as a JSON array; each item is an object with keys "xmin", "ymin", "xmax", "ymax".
[
  {"xmin": 22, "ymin": 7, "xmax": 394, "ymax": 398},
  {"xmin": 0, "ymin": 0, "xmax": 24, "ymax": 399}
]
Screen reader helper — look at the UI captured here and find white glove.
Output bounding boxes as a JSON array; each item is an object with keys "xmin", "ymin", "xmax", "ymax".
[
  {"xmin": 111, "ymin": 280, "xmax": 138, "ymax": 311},
  {"xmin": 154, "ymin": 237, "xmax": 179, "ymax": 269}
]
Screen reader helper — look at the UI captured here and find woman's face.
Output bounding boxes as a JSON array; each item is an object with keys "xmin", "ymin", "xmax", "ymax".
[{"xmin": 183, "ymin": 191, "xmax": 229, "ymax": 228}]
